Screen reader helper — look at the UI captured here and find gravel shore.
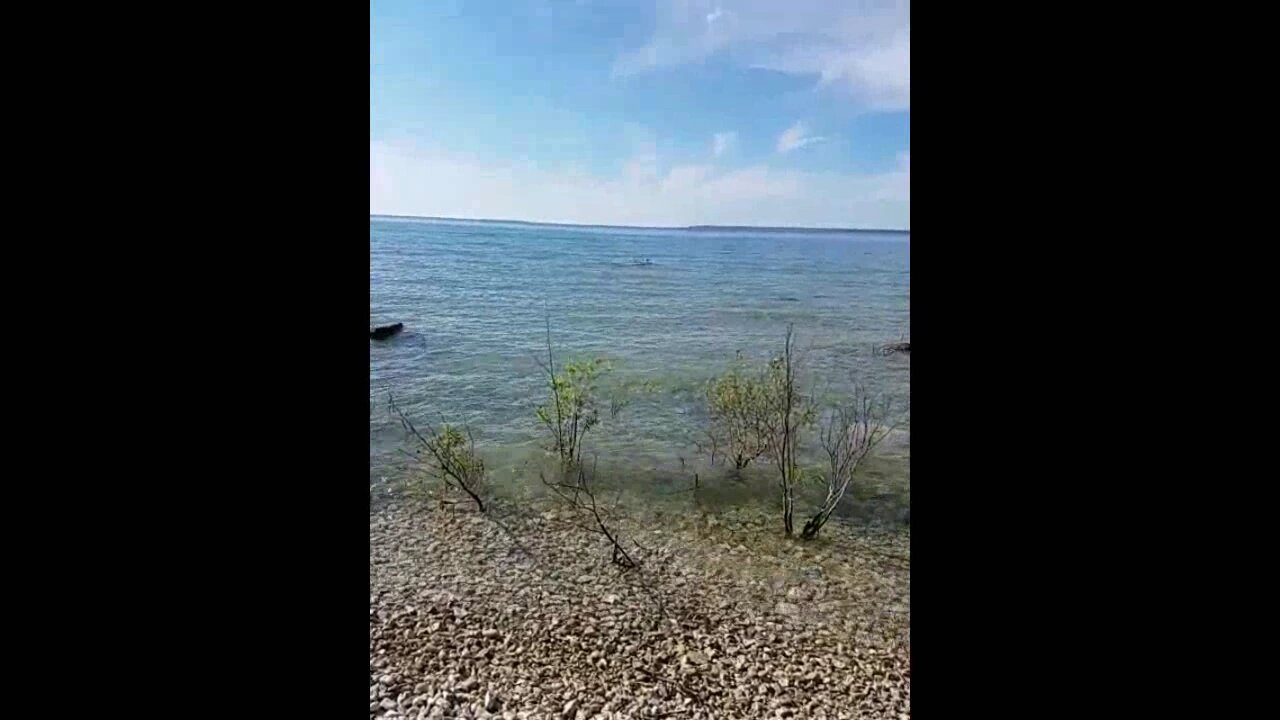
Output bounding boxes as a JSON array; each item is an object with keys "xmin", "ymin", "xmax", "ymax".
[{"xmin": 370, "ymin": 492, "xmax": 910, "ymax": 720}]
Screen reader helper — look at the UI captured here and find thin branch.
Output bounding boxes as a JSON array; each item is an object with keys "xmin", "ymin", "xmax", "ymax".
[
  {"xmin": 539, "ymin": 459, "xmax": 636, "ymax": 570},
  {"xmin": 634, "ymin": 667, "xmax": 706, "ymax": 708},
  {"xmin": 389, "ymin": 393, "xmax": 486, "ymax": 512},
  {"xmin": 802, "ymin": 386, "xmax": 895, "ymax": 538}
]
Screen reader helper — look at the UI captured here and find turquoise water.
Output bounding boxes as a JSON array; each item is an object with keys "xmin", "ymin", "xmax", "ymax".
[{"xmin": 370, "ymin": 216, "xmax": 909, "ymax": 492}]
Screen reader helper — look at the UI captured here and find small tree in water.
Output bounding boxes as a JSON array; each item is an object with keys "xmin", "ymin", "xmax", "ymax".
[
  {"xmin": 705, "ymin": 353, "xmax": 772, "ymax": 471},
  {"xmin": 535, "ymin": 315, "xmax": 612, "ymax": 467},
  {"xmin": 536, "ymin": 357, "xmax": 611, "ymax": 466},
  {"xmin": 705, "ymin": 326, "xmax": 815, "ymax": 535},
  {"xmin": 758, "ymin": 325, "xmax": 816, "ymax": 536}
]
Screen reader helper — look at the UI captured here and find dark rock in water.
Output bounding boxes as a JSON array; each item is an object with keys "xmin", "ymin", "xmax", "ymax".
[{"xmin": 370, "ymin": 323, "xmax": 404, "ymax": 341}]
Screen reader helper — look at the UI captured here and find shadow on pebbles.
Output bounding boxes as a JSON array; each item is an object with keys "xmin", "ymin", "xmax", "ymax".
[{"xmin": 371, "ymin": 498, "xmax": 910, "ymax": 720}]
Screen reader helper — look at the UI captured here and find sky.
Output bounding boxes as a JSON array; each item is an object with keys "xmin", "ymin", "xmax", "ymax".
[{"xmin": 371, "ymin": 0, "xmax": 909, "ymax": 229}]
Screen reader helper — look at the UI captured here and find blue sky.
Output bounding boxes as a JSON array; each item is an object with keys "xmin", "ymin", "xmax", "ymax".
[{"xmin": 371, "ymin": 1, "xmax": 909, "ymax": 229}]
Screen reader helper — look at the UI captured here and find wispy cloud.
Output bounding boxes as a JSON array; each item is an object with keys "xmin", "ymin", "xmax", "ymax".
[
  {"xmin": 759, "ymin": 28, "xmax": 909, "ymax": 111},
  {"xmin": 612, "ymin": 1, "xmax": 909, "ymax": 111},
  {"xmin": 776, "ymin": 122, "xmax": 825, "ymax": 153},
  {"xmin": 371, "ymin": 138, "xmax": 908, "ymax": 229},
  {"xmin": 712, "ymin": 131, "xmax": 737, "ymax": 157}
]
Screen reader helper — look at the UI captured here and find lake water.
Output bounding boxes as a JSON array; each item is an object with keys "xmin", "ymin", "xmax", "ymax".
[{"xmin": 370, "ymin": 216, "xmax": 909, "ymax": 499}]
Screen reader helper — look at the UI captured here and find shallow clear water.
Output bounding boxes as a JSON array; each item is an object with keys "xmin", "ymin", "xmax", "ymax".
[{"xmin": 370, "ymin": 216, "xmax": 909, "ymax": 492}]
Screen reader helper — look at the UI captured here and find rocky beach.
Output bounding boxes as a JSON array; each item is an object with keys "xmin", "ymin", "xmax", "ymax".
[{"xmin": 370, "ymin": 488, "xmax": 910, "ymax": 720}]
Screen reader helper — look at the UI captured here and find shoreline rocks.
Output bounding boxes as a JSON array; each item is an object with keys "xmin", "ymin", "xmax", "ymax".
[{"xmin": 370, "ymin": 497, "xmax": 910, "ymax": 719}]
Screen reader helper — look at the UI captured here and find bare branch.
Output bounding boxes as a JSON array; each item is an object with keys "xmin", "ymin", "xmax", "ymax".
[
  {"xmin": 539, "ymin": 459, "xmax": 637, "ymax": 570},
  {"xmin": 389, "ymin": 393, "xmax": 487, "ymax": 512},
  {"xmin": 801, "ymin": 386, "xmax": 895, "ymax": 539}
]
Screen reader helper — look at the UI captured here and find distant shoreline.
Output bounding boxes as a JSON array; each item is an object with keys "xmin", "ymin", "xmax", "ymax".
[{"xmin": 371, "ymin": 213, "xmax": 909, "ymax": 235}]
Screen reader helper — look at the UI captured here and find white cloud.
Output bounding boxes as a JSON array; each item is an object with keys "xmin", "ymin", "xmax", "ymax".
[
  {"xmin": 712, "ymin": 131, "xmax": 737, "ymax": 157},
  {"xmin": 613, "ymin": 1, "xmax": 909, "ymax": 111},
  {"xmin": 761, "ymin": 28, "xmax": 909, "ymax": 111},
  {"xmin": 776, "ymin": 122, "xmax": 825, "ymax": 153},
  {"xmin": 872, "ymin": 151, "xmax": 909, "ymax": 201},
  {"xmin": 370, "ymin": 138, "xmax": 908, "ymax": 229}
]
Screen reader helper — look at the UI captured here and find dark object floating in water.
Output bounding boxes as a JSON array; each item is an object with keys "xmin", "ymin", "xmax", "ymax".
[
  {"xmin": 370, "ymin": 323, "xmax": 404, "ymax": 341},
  {"xmin": 879, "ymin": 341, "xmax": 910, "ymax": 356},
  {"xmin": 631, "ymin": 258, "xmax": 654, "ymax": 266},
  {"xmin": 777, "ymin": 296, "xmax": 799, "ymax": 302}
]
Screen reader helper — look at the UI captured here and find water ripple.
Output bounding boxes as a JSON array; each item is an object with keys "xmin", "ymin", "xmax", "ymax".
[{"xmin": 371, "ymin": 219, "xmax": 910, "ymax": 482}]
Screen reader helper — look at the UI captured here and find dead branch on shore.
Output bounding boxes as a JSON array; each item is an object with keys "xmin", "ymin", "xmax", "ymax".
[
  {"xmin": 388, "ymin": 393, "xmax": 487, "ymax": 513},
  {"xmin": 635, "ymin": 666, "xmax": 707, "ymax": 708},
  {"xmin": 540, "ymin": 457, "xmax": 638, "ymax": 570}
]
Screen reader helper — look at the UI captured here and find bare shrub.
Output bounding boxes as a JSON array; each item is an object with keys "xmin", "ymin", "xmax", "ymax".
[
  {"xmin": 800, "ymin": 388, "xmax": 895, "ymax": 539},
  {"xmin": 609, "ymin": 378, "xmax": 657, "ymax": 420}
]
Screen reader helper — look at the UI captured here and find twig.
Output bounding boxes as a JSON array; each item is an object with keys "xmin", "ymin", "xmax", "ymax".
[
  {"xmin": 634, "ymin": 667, "xmax": 706, "ymax": 708},
  {"xmin": 389, "ymin": 393, "xmax": 487, "ymax": 512},
  {"xmin": 540, "ymin": 458, "xmax": 637, "ymax": 570}
]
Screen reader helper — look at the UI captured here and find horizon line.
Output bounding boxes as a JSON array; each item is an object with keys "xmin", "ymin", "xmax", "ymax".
[{"xmin": 370, "ymin": 213, "xmax": 910, "ymax": 235}]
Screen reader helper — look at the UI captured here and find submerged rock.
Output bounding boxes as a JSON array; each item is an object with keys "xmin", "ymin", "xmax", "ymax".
[{"xmin": 371, "ymin": 322, "xmax": 404, "ymax": 340}]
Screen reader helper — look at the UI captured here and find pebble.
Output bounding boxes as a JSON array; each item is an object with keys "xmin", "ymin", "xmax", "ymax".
[{"xmin": 774, "ymin": 601, "xmax": 799, "ymax": 615}]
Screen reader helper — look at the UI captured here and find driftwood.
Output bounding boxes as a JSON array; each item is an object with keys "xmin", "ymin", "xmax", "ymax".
[{"xmin": 370, "ymin": 322, "xmax": 404, "ymax": 341}]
